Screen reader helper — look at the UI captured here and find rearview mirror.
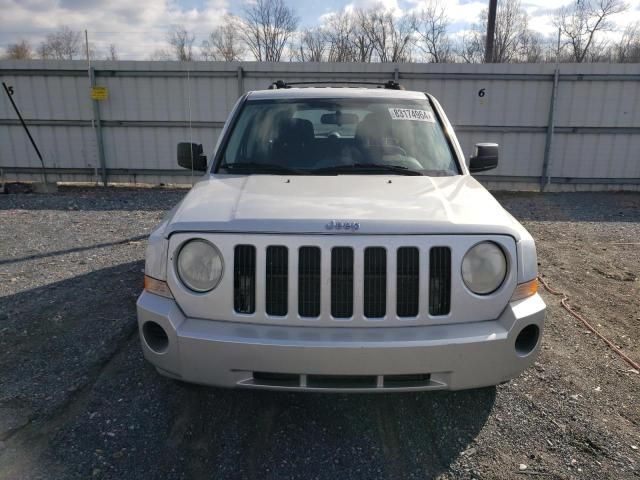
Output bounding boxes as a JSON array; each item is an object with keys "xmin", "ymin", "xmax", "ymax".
[
  {"xmin": 469, "ymin": 143, "xmax": 498, "ymax": 173},
  {"xmin": 320, "ymin": 112, "xmax": 358, "ymax": 125},
  {"xmin": 177, "ymin": 142, "xmax": 207, "ymax": 171}
]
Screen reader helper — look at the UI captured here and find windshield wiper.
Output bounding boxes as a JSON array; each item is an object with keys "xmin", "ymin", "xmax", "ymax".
[
  {"xmin": 219, "ymin": 162, "xmax": 304, "ymax": 175},
  {"xmin": 312, "ymin": 163, "xmax": 423, "ymax": 176}
]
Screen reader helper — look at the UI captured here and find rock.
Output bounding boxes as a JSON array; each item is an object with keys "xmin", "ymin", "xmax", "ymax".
[{"xmin": 519, "ymin": 464, "xmax": 527, "ymax": 471}]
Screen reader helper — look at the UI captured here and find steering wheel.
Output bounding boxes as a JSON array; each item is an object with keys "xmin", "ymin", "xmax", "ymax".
[
  {"xmin": 380, "ymin": 144, "xmax": 407, "ymax": 157},
  {"xmin": 394, "ymin": 156, "xmax": 423, "ymax": 170}
]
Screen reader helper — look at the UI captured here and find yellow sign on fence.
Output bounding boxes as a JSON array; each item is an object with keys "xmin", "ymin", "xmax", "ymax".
[{"xmin": 91, "ymin": 86, "xmax": 108, "ymax": 101}]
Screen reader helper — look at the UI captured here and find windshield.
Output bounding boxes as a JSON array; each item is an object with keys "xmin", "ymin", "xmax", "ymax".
[{"xmin": 216, "ymin": 97, "xmax": 460, "ymax": 176}]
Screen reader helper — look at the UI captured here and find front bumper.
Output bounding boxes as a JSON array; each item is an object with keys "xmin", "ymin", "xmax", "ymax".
[{"xmin": 136, "ymin": 292, "xmax": 546, "ymax": 392}]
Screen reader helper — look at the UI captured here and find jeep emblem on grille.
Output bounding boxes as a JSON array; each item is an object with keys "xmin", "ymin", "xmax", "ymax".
[{"xmin": 326, "ymin": 220, "xmax": 360, "ymax": 231}]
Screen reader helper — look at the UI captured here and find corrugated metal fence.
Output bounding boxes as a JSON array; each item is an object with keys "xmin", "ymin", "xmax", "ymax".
[{"xmin": 1, "ymin": 60, "xmax": 639, "ymax": 190}]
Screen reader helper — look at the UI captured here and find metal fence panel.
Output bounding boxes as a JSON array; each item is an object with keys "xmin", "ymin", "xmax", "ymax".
[{"xmin": 1, "ymin": 59, "xmax": 639, "ymax": 190}]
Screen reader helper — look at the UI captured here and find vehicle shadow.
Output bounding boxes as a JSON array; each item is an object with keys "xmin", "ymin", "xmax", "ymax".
[
  {"xmin": 170, "ymin": 384, "xmax": 496, "ymax": 479},
  {"xmin": 0, "ymin": 235, "xmax": 148, "ymax": 266},
  {"xmin": 0, "ymin": 261, "xmax": 143, "ymax": 419},
  {"xmin": 0, "ymin": 260, "xmax": 494, "ymax": 480}
]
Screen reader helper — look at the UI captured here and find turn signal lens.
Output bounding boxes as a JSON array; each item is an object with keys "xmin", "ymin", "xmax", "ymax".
[
  {"xmin": 510, "ymin": 278, "xmax": 538, "ymax": 302},
  {"xmin": 144, "ymin": 275, "xmax": 174, "ymax": 299}
]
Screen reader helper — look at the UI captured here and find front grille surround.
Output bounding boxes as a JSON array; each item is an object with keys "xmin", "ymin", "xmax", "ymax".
[{"xmin": 167, "ymin": 233, "xmax": 519, "ymax": 327}]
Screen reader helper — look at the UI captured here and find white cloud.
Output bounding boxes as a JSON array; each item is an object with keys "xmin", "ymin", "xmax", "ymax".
[
  {"xmin": 346, "ymin": 0, "xmax": 402, "ymax": 13},
  {"xmin": 0, "ymin": 0, "xmax": 230, "ymax": 59},
  {"xmin": 1, "ymin": 0, "xmax": 638, "ymax": 60}
]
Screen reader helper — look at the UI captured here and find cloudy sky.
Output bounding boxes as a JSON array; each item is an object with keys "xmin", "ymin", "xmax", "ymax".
[{"xmin": 1, "ymin": 0, "xmax": 639, "ymax": 60}]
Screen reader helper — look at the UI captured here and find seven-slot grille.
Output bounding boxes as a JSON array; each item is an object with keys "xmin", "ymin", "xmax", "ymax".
[{"xmin": 234, "ymin": 244, "xmax": 452, "ymax": 319}]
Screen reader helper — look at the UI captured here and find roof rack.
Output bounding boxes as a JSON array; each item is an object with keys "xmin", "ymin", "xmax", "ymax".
[{"xmin": 267, "ymin": 80, "xmax": 404, "ymax": 90}]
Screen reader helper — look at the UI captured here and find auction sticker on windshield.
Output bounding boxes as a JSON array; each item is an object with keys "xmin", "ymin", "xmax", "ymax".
[{"xmin": 388, "ymin": 108, "xmax": 435, "ymax": 122}]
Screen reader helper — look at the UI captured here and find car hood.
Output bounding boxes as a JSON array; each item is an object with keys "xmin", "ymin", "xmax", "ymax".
[{"xmin": 163, "ymin": 174, "xmax": 525, "ymax": 239}]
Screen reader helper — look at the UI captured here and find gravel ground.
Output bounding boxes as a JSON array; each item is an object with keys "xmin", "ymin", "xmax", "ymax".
[{"xmin": 0, "ymin": 186, "xmax": 638, "ymax": 480}]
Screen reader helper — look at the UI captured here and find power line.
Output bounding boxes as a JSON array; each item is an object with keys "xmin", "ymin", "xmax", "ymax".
[{"xmin": 0, "ymin": 29, "xmax": 216, "ymax": 35}]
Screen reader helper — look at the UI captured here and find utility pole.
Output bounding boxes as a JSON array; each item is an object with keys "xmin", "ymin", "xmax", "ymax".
[
  {"xmin": 484, "ymin": 0, "xmax": 497, "ymax": 63},
  {"xmin": 85, "ymin": 29, "xmax": 90, "ymax": 71},
  {"xmin": 85, "ymin": 30, "xmax": 107, "ymax": 186},
  {"xmin": 541, "ymin": 27, "xmax": 562, "ymax": 191}
]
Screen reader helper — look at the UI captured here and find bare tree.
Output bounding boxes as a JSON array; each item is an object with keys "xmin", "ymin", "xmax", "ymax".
[
  {"xmin": 148, "ymin": 49, "xmax": 174, "ymax": 61},
  {"xmin": 350, "ymin": 10, "xmax": 376, "ymax": 62},
  {"xmin": 240, "ymin": 0, "xmax": 299, "ymax": 62},
  {"xmin": 491, "ymin": 0, "xmax": 528, "ymax": 62},
  {"xmin": 357, "ymin": 8, "xmax": 414, "ymax": 62},
  {"xmin": 168, "ymin": 25, "xmax": 195, "ymax": 61},
  {"xmin": 292, "ymin": 28, "xmax": 327, "ymax": 62},
  {"xmin": 202, "ymin": 15, "xmax": 246, "ymax": 61},
  {"xmin": 519, "ymin": 30, "xmax": 544, "ymax": 63},
  {"xmin": 36, "ymin": 42, "xmax": 48, "ymax": 59},
  {"xmin": 457, "ymin": 30, "xmax": 484, "ymax": 63},
  {"xmin": 4, "ymin": 40, "xmax": 33, "ymax": 60},
  {"xmin": 324, "ymin": 11, "xmax": 357, "ymax": 62},
  {"xmin": 105, "ymin": 44, "xmax": 119, "ymax": 61},
  {"xmin": 585, "ymin": 37, "xmax": 614, "ymax": 61},
  {"xmin": 413, "ymin": 0, "xmax": 452, "ymax": 63},
  {"xmin": 323, "ymin": 5, "xmax": 422, "ymax": 64},
  {"xmin": 615, "ymin": 21, "xmax": 640, "ymax": 62},
  {"xmin": 38, "ymin": 26, "xmax": 82, "ymax": 59},
  {"xmin": 456, "ymin": 0, "xmax": 538, "ymax": 63},
  {"xmin": 517, "ymin": 15, "xmax": 544, "ymax": 63},
  {"xmin": 554, "ymin": 0, "xmax": 628, "ymax": 62}
]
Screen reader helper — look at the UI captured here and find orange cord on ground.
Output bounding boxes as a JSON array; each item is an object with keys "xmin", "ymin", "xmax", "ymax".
[{"xmin": 537, "ymin": 275, "xmax": 640, "ymax": 373}]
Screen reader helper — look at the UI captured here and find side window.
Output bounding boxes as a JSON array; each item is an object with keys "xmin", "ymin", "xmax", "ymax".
[{"xmin": 223, "ymin": 107, "xmax": 254, "ymax": 163}]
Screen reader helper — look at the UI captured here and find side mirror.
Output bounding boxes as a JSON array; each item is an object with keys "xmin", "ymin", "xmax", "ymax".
[
  {"xmin": 469, "ymin": 143, "xmax": 498, "ymax": 173},
  {"xmin": 177, "ymin": 142, "xmax": 207, "ymax": 171}
]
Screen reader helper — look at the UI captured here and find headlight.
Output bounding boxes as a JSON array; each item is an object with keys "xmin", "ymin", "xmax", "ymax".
[
  {"xmin": 461, "ymin": 242, "xmax": 507, "ymax": 295},
  {"xmin": 177, "ymin": 239, "xmax": 223, "ymax": 292}
]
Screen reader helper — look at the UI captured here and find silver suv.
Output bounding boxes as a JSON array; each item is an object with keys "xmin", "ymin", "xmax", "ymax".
[{"xmin": 137, "ymin": 81, "xmax": 545, "ymax": 392}]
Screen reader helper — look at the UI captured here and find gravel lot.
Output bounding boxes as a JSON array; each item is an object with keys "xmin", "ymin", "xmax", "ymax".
[{"xmin": 0, "ymin": 186, "xmax": 638, "ymax": 480}]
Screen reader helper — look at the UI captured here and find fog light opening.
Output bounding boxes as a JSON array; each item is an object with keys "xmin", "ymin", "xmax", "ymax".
[
  {"xmin": 515, "ymin": 324, "xmax": 540, "ymax": 357},
  {"xmin": 143, "ymin": 321, "xmax": 169, "ymax": 354}
]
